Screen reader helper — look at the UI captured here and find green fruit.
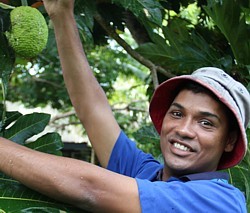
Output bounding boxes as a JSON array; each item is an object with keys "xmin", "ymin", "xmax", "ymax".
[{"xmin": 5, "ymin": 6, "xmax": 48, "ymax": 58}]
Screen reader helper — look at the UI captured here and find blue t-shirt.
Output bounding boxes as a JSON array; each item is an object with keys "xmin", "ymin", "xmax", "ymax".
[{"xmin": 107, "ymin": 131, "xmax": 247, "ymax": 213}]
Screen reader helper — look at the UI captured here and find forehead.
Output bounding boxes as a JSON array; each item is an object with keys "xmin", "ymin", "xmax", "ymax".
[{"xmin": 171, "ymin": 89, "xmax": 228, "ymax": 118}]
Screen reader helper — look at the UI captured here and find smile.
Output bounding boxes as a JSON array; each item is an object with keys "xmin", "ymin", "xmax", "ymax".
[{"xmin": 173, "ymin": 142, "xmax": 191, "ymax": 152}]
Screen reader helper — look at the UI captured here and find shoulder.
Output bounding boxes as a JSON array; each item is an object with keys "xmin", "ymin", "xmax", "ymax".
[
  {"xmin": 107, "ymin": 131, "xmax": 162, "ymax": 179},
  {"xmin": 136, "ymin": 177, "xmax": 246, "ymax": 212}
]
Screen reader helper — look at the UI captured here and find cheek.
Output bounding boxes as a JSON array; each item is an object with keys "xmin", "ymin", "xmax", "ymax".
[
  {"xmin": 160, "ymin": 130, "xmax": 168, "ymax": 152},
  {"xmin": 198, "ymin": 132, "xmax": 226, "ymax": 155},
  {"xmin": 160, "ymin": 128, "xmax": 172, "ymax": 155},
  {"xmin": 161, "ymin": 117, "xmax": 168, "ymax": 132},
  {"xmin": 159, "ymin": 133, "xmax": 166, "ymax": 151},
  {"xmin": 161, "ymin": 115, "xmax": 173, "ymax": 134}
]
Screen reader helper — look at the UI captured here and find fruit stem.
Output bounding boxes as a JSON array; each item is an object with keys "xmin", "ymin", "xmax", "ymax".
[
  {"xmin": 0, "ymin": 82, "xmax": 7, "ymax": 132},
  {"xmin": 0, "ymin": 3, "xmax": 15, "ymax": 9},
  {"xmin": 21, "ymin": 0, "xmax": 28, "ymax": 6}
]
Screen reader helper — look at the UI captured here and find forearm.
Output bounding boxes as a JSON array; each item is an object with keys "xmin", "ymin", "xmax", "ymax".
[
  {"xmin": 49, "ymin": 12, "xmax": 120, "ymax": 167},
  {"xmin": 52, "ymin": 13, "xmax": 106, "ymax": 121},
  {"xmin": 0, "ymin": 137, "xmax": 94, "ymax": 209},
  {"xmin": 0, "ymin": 137, "xmax": 140, "ymax": 212}
]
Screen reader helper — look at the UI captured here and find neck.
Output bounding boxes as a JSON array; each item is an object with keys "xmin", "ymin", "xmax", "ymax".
[{"xmin": 161, "ymin": 167, "xmax": 173, "ymax": 181}]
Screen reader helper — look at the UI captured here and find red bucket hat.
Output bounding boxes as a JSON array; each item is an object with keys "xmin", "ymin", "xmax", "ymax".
[{"xmin": 149, "ymin": 67, "xmax": 250, "ymax": 170}]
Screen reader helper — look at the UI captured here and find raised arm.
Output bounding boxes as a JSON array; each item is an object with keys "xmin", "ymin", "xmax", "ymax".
[
  {"xmin": 0, "ymin": 2, "xmax": 141, "ymax": 211},
  {"xmin": 43, "ymin": 0, "xmax": 120, "ymax": 167}
]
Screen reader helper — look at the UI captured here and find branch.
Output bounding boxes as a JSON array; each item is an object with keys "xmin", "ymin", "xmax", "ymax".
[
  {"xmin": 0, "ymin": 3, "xmax": 15, "ymax": 9},
  {"xmin": 50, "ymin": 110, "xmax": 76, "ymax": 123},
  {"xmin": 50, "ymin": 100, "xmax": 148, "ymax": 124},
  {"xmin": 32, "ymin": 77, "xmax": 64, "ymax": 88},
  {"xmin": 50, "ymin": 122, "xmax": 82, "ymax": 130},
  {"xmin": 93, "ymin": 13, "xmax": 175, "ymax": 89},
  {"xmin": 112, "ymin": 106, "xmax": 147, "ymax": 113},
  {"xmin": 111, "ymin": 100, "xmax": 148, "ymax": 113}
]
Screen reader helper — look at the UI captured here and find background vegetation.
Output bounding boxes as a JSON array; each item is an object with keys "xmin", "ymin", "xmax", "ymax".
[{"xmin": 0, "ymin": 0, "xmax": 250, "ymax": 211}]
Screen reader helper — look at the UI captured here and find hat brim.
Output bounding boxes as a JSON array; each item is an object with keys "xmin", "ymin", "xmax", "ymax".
[{"xmin": 149, "ymin": 76, "xmax": 245, "ymax": 170}]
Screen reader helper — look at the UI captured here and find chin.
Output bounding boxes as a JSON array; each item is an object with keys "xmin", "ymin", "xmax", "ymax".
[{"xmin": 165, "ymin": 163, "xmax": 191, "ymax": 177}]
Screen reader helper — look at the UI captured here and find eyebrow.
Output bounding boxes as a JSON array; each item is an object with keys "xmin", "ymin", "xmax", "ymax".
[{"xmin": 170, "ymin": 102, "xmax": 221, "ymax": 122}]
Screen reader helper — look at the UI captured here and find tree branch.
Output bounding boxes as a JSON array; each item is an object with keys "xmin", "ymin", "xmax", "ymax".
[
  {"xmin": 50, "ymin": 111, "xmax": 76, "ymax": 123},
  {"xmin": 93, "ymin": 12, "xmax": 175, "ymax": 89},
  {"xmin": 50, "ymin": 100, "xmax": 148, "ymax": 124},
  {"xmin": 32, "ymin": 77, "xmax": 64, "ymax": 88}
]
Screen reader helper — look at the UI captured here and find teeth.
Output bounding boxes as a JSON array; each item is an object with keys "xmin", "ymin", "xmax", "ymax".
[{"xmin": 173, "ymin": 143, "xmax": 190, "ymax": 152}]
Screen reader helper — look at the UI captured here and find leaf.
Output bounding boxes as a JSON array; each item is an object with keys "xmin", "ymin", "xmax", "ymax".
[
  {"xmin": 132, "ymin": 124, "xmax": 162, "ymax": 159},
  {"xmin": 74, "ymin": 0, "xmax": 96, "ymax": 44},
  {"xmin": 111, "ymin": 0, "xmax": 163, "ymax": 26},
  {"xmin": 0, "ymin": 111, "xmax": 22, "ymax": 131},
  {"xmin": 136, "ymin": 18, "xmax": 224, "ymax": 71},
  {"xmin": 0, "ymin": 173, "xmax": 83, "ymax": 212},
  {"xmin": 0, "ymin": 3, "xmax": 15, "ymax": 10},
  {"xmin": 0, "ymin": 8, "xmax": 15, "ymax": 96},
  {"xmin": 227, "ymin": 128, "xmax": 250, "ymax": 211},
  {"xmin": 3, "ymin": 113, "xmax": 50, "ymax": 145},
  {"xmin": 75, "ymin": 0, "xmax": 96, "ymax": 30},
  {"xmin": 228, "ymin": 164, "xmax": 250, "ymax": 211},
  {"xmin": 132, "ymin": 124, "xmax": 159, "ymax": 144},
  {"xmin": 25, "ymin": 133, "xmax": 63, "ymax": 156},
  {"xmin": 203, "ymin": 0, "xmax": 250, "ymax": 64}
]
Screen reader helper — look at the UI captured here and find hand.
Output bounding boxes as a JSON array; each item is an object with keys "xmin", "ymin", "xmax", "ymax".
[{"xmin": 42, "ymin": 0, "xmax": 75, "ymax": 19}]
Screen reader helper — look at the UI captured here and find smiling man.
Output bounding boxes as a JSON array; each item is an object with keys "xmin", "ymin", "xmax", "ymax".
[
  {"xmin": 107, "ymin": 68, "xmax": 249, "ymax": 212},
  {"xmin": 0, "ymin": 0, "xmax": 249, "ymax": 212},
  {"xmin": 160, "ymin": 88, "xmax": 235, "ymax": 178}
]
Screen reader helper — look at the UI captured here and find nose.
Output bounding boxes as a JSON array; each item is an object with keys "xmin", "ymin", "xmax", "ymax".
[{"xmin": 175, "ymin": 117, "xmax": 196, "ymax": 139}]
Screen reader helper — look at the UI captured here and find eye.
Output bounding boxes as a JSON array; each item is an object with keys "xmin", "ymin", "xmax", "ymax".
[
  {"xmin": 170, "ymin": 111, "xmax": 182, "ymax": 118},
  {"xmin": 200, "ymin": 119, "xmax": 214, "ymax": 128}
]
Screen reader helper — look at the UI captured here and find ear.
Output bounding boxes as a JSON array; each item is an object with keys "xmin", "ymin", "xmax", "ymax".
[{"xmin": 224, "ymin": 130, "xmax": 238, "ymax": 152}]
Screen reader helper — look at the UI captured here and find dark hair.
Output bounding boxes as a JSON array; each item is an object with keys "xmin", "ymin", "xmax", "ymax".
[{"xmin": 178, "ymin": 81, "xmax": 239, "ymax": 132}]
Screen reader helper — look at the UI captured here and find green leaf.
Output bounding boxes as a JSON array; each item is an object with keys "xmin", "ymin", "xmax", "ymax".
[
  {"xmin": 111, "ymin": 0, "xmax": 163, "ymax": 26},
  {"xmin": 227, "ymin": 127, "xmax": 250, "ymax": 212},
  {"xmin": 133, "ymin": 124, "xmax": 159, "ymax": 144},
  {"xmin": 137, "ymin": 18, "xmax": 224, "ymax": 71},
  {"xmin": 74, "ymin": 0, "xmax": 96, "ymax": 44},
  {"xmin": 203, "ymin": 0, "xmax": 250, "ymax": 64},
  {"xmin": 0, "ymin": 111, "xmax": 22, "ymax": 131},
  {"xmin": 0, "ymin": 8, "xmax": 15, "ymax": 96},
  {"xmin": 0, "ymin": 3, "xmax": 15, "ymax": 9},
  {"xmin": 75, "ymin": 0, "xmax": 96, "ymax": 30},
  {"xmin": 0, "ymin": 174, "xmax": 83, "ymax": 212},
  {"xmin": 25, "ymin": 133, "xmax": 63, "ymax": 156},
  {"xmin": 228, "ymin": 164, "xmax": 250, "ymax": 211},
  {"xmin": 132, "ymin": 124, "xmax": 161, "ymax": 158},
  {"xmin": 3, "ymin": 113, "xmax": 50, "ymax": 144}
]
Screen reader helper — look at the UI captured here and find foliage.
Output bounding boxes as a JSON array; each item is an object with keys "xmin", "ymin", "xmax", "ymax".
[
  {"xmin": 204, "ymin": 0, "xmax": 250, "ymax": 65},
  {"xmin": 228, "ymin": 128, "xmax": 250, "ymax": 210},
  {"xmin": 133, "ymin": 124, "xmax": 161, "ymax": 159},
  {"xmin": 0, "ymin": 4, "xmax": 82, "ymax": 209},
  {"xmin": 111, "ymin": 0, "xmax": 163, "ymax": 26},
  {"xmin": 0, "ymin": 111, "xmax": 83, "ymax": 212}
]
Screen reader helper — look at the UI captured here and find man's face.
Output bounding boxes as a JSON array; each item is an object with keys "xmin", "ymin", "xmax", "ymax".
[{"xmin": 160, "ymin": 89, "xmax": 234, "ymax": 178}]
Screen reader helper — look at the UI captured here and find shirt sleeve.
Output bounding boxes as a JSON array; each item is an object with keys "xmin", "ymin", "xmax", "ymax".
[
  {"xmin": 136, "ymin": 178, "xmax": 247, "ymax": 213},
  {"xmin": 107, "ymin": 131, "xmax": 163, "ymax": 180}
]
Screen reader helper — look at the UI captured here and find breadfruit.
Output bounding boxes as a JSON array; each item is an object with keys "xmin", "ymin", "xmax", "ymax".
[{"xmin": 5, "ymin": 6, "xmax": 48, "ymax": 58}]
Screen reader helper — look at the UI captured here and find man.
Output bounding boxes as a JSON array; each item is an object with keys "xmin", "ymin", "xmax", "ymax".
[{"xmin": 0, "ymin": 0, "xmax": 249, "ymax": 212}]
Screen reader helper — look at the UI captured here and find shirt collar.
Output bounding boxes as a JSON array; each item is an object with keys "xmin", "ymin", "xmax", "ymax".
[
  {"xmin": 178, "ymin": 171, "xmax": 229, "ymax": 182},
  {"xmin": 156, "ymin": 169, "xmax": 229, "ymax": 182}
]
